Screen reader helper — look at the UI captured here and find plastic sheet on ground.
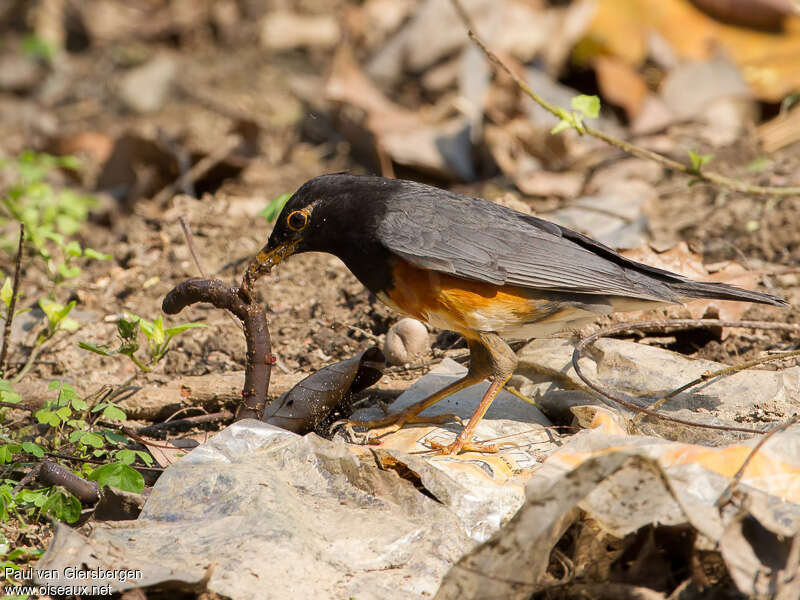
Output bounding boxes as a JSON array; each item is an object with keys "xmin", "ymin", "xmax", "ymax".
[
  {"xmin": 515, "ymin": 337, "xmax": 800, "ymax": 443},
  {"xmin": 35, "ymin": 361, "xmax": 558, "ymax": 599},
  {"xmin": 436, "ymin": 406, "xmax": 800, "ymax": 599}
]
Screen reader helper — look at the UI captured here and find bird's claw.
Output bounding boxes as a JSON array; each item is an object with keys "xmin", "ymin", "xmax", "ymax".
[{"xmin": 348, "ymin": 411, "xmax": 458, "ymax": 444}]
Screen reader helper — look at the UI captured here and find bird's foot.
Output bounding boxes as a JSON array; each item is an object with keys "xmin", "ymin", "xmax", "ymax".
[
  {"xmin": 427, "ymin": 437, "xmax": 502, "ymax": 456},
  {"xmin": 348, "ymin": 411, "xmax": 458, "ymax": 442}
]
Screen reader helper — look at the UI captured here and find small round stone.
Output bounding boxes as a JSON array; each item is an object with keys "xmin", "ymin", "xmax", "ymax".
[{"xmin": 384, "ymin": 318, "xmax": 430, "ymax": 365}]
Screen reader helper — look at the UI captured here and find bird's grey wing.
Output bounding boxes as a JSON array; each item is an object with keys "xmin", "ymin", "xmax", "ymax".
[{"xmin": 376, "ymin": 188, "xmax": 683, "ymax": 302}]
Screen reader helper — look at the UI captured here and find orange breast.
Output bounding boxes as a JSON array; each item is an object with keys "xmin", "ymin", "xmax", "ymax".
[{"xmin": 379, "ymin": 259, "xmax": 560, "ymax": 338}]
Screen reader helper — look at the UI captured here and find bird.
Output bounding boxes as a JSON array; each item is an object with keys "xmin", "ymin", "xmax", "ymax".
[{"xmin": 242, "ymin": 173, "xmax": 788, "ymax": 455}]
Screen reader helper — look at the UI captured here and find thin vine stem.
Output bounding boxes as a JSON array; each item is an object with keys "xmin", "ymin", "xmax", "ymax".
[{"xmin": 449, "ymin": 0, "xmax": 800, "ymax": 197}]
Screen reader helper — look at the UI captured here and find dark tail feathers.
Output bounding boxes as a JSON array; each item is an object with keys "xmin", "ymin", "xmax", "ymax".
[{"xmin": 670, "ymin": 281, "xmax": 788, "ymax": 307}]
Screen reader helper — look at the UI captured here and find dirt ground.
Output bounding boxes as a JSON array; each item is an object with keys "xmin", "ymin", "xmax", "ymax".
[{"xmin": 2, "ymin": 1, "xmax": 800, "ymax": 597}]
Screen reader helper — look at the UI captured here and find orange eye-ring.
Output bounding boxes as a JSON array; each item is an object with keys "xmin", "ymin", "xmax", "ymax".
[{"xmin": 287, "ymin": 210, "xmax": 309, "ymax": 232}]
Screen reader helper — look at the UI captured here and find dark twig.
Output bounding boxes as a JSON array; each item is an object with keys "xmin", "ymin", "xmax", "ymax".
[
  {"xmin": 46, "ymin": 451, "xmax": 164, "ymax": 471},
  {"xmin": 178, "ymin": 216, "xmax": 242, "ymax": 333},
  {"xmin": 715, "ymin": 415, "xmax": 800, "ymax": 508},
  {"xmin": 163, "ymin": 278, "xmax": 271, "ymax": 420},
  {"xmin": 11, "ymin": 462, "xmax": 42, "ymax": 495},
  {"xmin": 0, "ymin": 223, "xmax": 24, "ymax": 376},
  {"xmin": 449, "ymin": 0, "xmax": 800, "ymax": 197},
  {"xmin": 179, "ymin": 216, "xmax": 207, "ymax": 279},
  {"xmin": 634, "ymin": 347, "xmax": 800, "ymax": 424},
  {"xmin": 136, "ymin": 409, "xmax": 234, "ymax": 435},
  {"xmin": 572, "ymin": 319, "xmax": 800, "ymax": 434}
]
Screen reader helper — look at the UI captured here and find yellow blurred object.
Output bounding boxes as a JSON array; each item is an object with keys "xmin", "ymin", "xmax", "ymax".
[{"xmin": 584, "ymin": 0, "xmax": 800, "ymax": 101}]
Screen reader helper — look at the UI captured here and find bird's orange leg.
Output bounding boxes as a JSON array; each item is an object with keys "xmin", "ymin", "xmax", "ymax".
[
  {"xmin": 348, "ymin": 338, "xmax": 491, "ymax": 439},
  {"xmin": 428, "ymin": 332, "xmax": 518, "ymax": 455},
  {"xmin": 348, "ymin": 375, "xmax": 481, "ymax": 437}
]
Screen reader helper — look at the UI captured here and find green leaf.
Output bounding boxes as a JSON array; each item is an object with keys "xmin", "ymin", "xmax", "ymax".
[
  {"xmin": 259, "ymin": 193, "xmax": 292, "ymax": 223},
  {"xmin": 78, "ymin": 341, "xmax": 115, "ymax": 357},
  {"xmin": 103, "ymin": 429, "xmax": 129, "ymax": 445},
  {"xmin": 57, "ymin": 263, "xmax": 82, "ymax": 279},
  {"xmin": 116, "ymin": 449, "xmax": 136, "ymax": 465},
  {"xmin": 1, "ymin": 278, "xmax": 12, "ymax": 310},
  {"xmin": 78, "ymin": 432, "xmax": 104, "ymax": 449},
  {"xmin": 42, "ymin": 489, "xmax": 81, "ymax": 523},
  {"xmin": 55, "ymin": 406, "xmax": 72, "ymax": 420},
  {"xmin": 21, "ymin": 442, "xmax": 44, "ymax": 458},
  {"xmin": 688, "ymin": 149, "xmax": 714, "ymax": 172},
  {"xmin": 745, "ymin": 157, "xmax": 772, "ymax": 173},
  {"xmin": 102, "ymin": 405, "xmax": 126, "ymax": 421},
  {"xmin": 71, "ymin": 396, "xmax": 88, "ymax": 411},
  {"xmin": 164, "ymin": 322, "xmax": 207, "ymax": 337},
  {"xmin": 87, "ymin": 462, "xmax": 144, "ymax": 493},
  {"xmin": 550, "ymin": 119, "xmax": 573, "ymax": 135},
  {"xmin": 134, "ymin": 450, "xmax": 154, "ymax": 467},
  {"xmin": 34, "ymin": 409, "xmax": 60, "ymax": 427},
  {"xmin": 59, "ymin": 316, "xmax": 79, "ymax": 332},
  {"xmin": 571, "ymin": 94, "xmax": 601, "ymax": 119},
  {"xmin": 117, "ymin": 317, "xmax": 139, "ymax": 340},
  {"xmin": 0, "ymin": 379, "xmax": 21, "ymax": 404},
  {"xmin": 83, "ymin": 247, "xmax": 112, "ymax": 261},
  {"xmin": 136, "ymin": 316, "xmax": 157, "ymax": 341},
  {"xmin": 39, "ymin": 298, "xmax": 77, "ymax": 330},
  {"xmin": 21, "ymin": 34, "xmax": 55, "ymax": 62},
  {"xmin": 0, "ymin": 444, "xmax": 20, "ymax": 463},
  {"xmin": 64, "ymin": 240, "xmax": 82, "ymax": 257}
]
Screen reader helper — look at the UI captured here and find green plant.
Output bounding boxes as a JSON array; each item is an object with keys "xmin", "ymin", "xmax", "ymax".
[
  {"xmin": 258, "ymin": 192, "xmax": 292, "ymax": 222},
  {"xmin": 0, "ymin": 151, "xmax": 111, "ymax": 285},
  {"xmin": 9, "ymin": 299, "xmax": 80, "ymax": 384},
  {"xmin": 80, "ymin": 313, "xmax": 207, "ymax": 372},
  {"xmin": 551, "ymin": 94, "xmax": 601, "ymax": 135},
  {"xmin": 688, "ymin": 149, "xmax": 714, "ymax": 173},
  {"xmin": 1, "ymin": 276, "xmax": 28, "ymax": 324}
]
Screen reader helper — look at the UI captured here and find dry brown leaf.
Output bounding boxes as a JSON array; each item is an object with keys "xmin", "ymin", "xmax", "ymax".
[
  {"xmin": 593, "ymin": 55, "xmax": 649, "ymax": 119},
  {"xmin": 621, "ymin": 242, "xmax": 763, "ymax": 333},
  {"xmin": 691, "ymin": 0, "xmax": 796, "ymax": 30},
  {"xmin": 584, "ymin": 0, "xmax": 800, "ymax": 101},
  {"xmin": 758, "ymin": 104, "xmax": 800, "ymax": 152}
]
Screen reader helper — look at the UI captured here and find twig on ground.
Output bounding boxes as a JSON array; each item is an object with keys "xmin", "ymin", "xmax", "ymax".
[
  {"xmin": 0, "ymin": 223, "xmax": 24, "ymax": 376},
  {"xmin": 11, "ymin": 462, "xmax": 42, "ymax": 495},
  {"xmin": 715, "ymin": 415, "xmax": 800, "ymax": 508},
  {"xmin": 136, "ymin": 410, "xmax": 234, "ymax": 435},
  {"xmin": 449, "ymin": 0, "xmax": 800, "ymax": 197},
  {"xmin": 572, "ymin": 319, "xmax": 800, "ymax": 434},
  {"xmin": 634, "ymin": 347, "xmax": 800, "ymax": 424},
  {"xmin": 179, "ymin": 216, "xmax": 208, "ymax": 279},
  {"xmin": 162, "ymin": 278, "xmax": 271, "ymax": 420}
]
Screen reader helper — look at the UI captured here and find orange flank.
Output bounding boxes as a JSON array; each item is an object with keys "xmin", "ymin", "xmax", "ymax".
[{"xmin": 379, "ymin": 258, "xmax": 565, "ymax": 338}]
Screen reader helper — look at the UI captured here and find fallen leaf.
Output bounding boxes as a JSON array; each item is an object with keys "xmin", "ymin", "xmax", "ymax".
[
  {"xmin": 584, "ymin": 0, "xmax": 800, "ymax": 101},
  {"xmin": 593, "ymin": 55, "xmax": 649, "ymax": 119},
  {"xmin": 621, "ymin": 242, "xmax": 764, "ymax": 332},
  {"xmin": 263, "ymin": 347, "xmax": 385, "ymax": 434}
]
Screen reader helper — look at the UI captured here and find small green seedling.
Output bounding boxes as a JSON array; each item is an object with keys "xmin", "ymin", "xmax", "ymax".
[
  {"xmin": 259, "ymin": 192, "xmax": 292, "ymax": 222},
  {"xmin": 80, "ymin": 313, "xmax": 206, "ymax": 371},
  {"xmin": 0, "ymin": 151, "xmax": 111, "ymax": 284},
  {"xmin": 38, "ymin": 298, "xmax": 79, "ymax": 341},
  {"xmin": 551, "ymin": 94, "xmax": 601, "ymax": 135},
  {"xmin": 687, "ymin": 149, "xmax": 714, "ymax": 173}
]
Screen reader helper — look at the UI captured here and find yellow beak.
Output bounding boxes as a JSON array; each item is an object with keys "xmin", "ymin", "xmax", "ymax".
[{"xmin": 242, "ymin": 240, "xmax": 299, "ymax": 296}]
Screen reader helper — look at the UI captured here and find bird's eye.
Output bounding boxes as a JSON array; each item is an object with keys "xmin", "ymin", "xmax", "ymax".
[{"xmin": 287, "ymin": 210, "xmax": 308, "ymax": 232}]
